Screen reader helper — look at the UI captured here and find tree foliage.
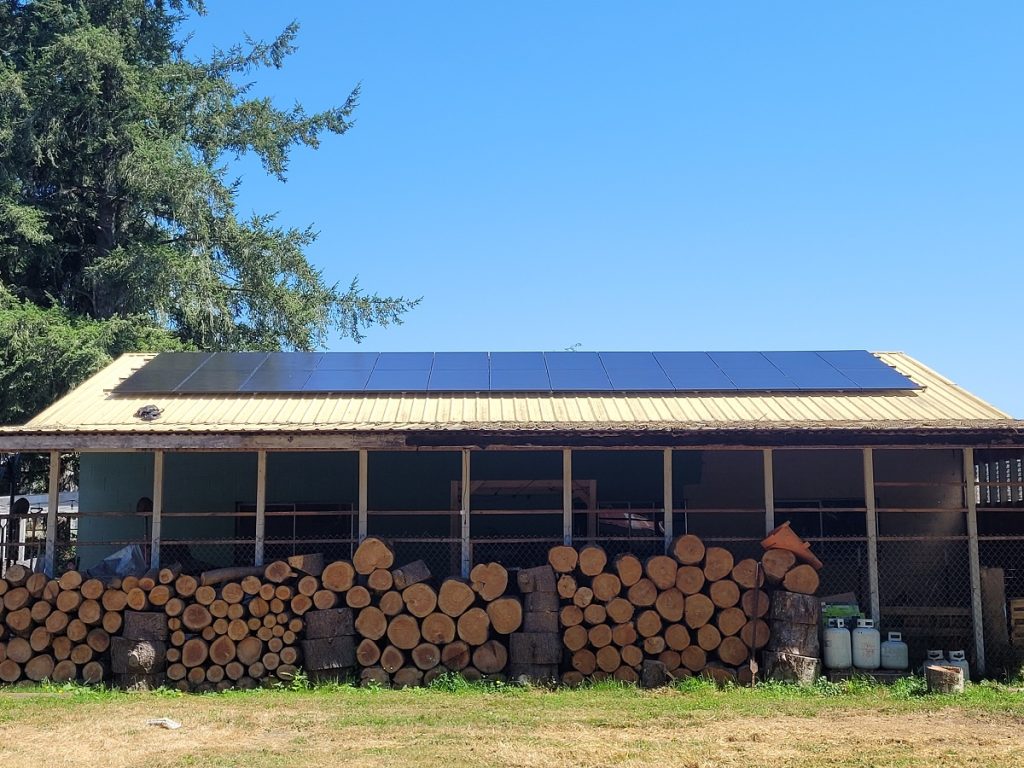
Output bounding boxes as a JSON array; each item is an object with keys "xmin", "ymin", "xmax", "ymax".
[{"xmin": 0, "ymin": 0, "xmax": 416, "ymax": 421}]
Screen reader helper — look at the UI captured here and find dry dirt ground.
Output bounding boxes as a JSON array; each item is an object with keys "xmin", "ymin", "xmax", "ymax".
[{"xmin": 0, "ymin": 684, "xmax": 1022, "ymax": 768}]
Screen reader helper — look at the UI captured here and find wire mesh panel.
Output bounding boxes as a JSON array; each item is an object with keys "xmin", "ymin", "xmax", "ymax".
[
  {"xmin": 263, "ymin": 506, "xmax": 357, "ymax": 565},
  {"xmin": 71, "ymin": 510, "xmax": 150, "ymax": 573},
  {"xmin": 0, "ymin": 505, "xmax": 46, "ymax": 573},
  {"xmin": 389, "ymin": 538, "xmax": 461, "ymax": 580},
  {"xmin": 162, "ymin": 510, "xmax": 255, "ymax": 569},
  {"xmin": 806, "ymin": 537, "xmax": 870, "ymax": 602},
  {"xmin": 368, "ymin": 511, "xmax": 461, "ymax": 577}
]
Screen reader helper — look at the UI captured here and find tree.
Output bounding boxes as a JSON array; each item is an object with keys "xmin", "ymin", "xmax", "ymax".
[{"xmin": 0, "ymin": 0, "xmax": 416, "ymax": 421}]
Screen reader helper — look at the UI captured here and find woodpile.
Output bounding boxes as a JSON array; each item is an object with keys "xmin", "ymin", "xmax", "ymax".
[
  {"xmin": 353, "ymin": 538, "xmax": 520, "ymax": 687},
  {"xmin": 552, "ymin": 539, "xmax": 772, "ymax": 686}
]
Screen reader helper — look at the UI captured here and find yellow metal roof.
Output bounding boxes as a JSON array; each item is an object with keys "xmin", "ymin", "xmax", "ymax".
[{"xmin": 3, "ymin": 352, "xmax": 1017, "ymax": 441}]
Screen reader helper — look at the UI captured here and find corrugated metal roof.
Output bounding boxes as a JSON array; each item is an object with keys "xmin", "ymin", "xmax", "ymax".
[{"xmin": 3, "ymin": 352, "xmax": 1016, "ymax": 437}]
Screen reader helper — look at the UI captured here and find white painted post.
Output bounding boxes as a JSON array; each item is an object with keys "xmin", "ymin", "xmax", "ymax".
[
  {"xmin": 461, "ymin": 449, "xmax": 471, "ymax": 578},
  {"xmin": 663, "ymin": 449, "xmax": 673, "ymax": 553},
  {"xmin": 358, "ymin": 449, "xmax": 368, "ymax": 542},
  {"xmin": 254, "ymin": 451, "xmax": 267, "ymax": 567},
  {"xmin": 563, "ymin": 449, "xmax": 573, "ymax": 546},
  {"xmin": 44, "ymin": 451, "xmax": 59, "ymax": 576},
  {"xmin": 763, "ymin": 449, "xmax": 775, "ymax": 535},
  {"xmin": 151, "ymin": 451, "xmax": 164, "ymax": 571},
  {"xmin": 863, "ymin": 448, "xmax": 880, "ymax": 623},
  {"xmin": 964, "ymin": 447, "xmax": 986, "ymax": 676}
]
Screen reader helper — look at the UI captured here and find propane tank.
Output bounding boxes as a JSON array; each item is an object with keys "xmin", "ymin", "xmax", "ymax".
[
  {"xmin": 824, "ymin": 618, "xmax": 852, "ymax": 669},
  {"xmin": 947, "ymin": 650, "xmax": 970, "ymax": 681},
  {"xmin": 925, "ymin": 650, "xmax": 946, "ymax": 667},
  {"xmin": 851, "ymin": 618, "xmax": 881, "ymax": 670},
  {"xmin": 880, "ymin": 632, "xmax": 909, "ymax": 670}
]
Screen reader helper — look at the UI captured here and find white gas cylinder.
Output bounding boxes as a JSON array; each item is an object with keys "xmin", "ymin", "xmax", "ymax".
[
  {"xmin": 824, "ymin": 618, "xmax": 852, "ymax": 669},
  {"xmin": 925, "ymin": 650, "xmax": 946, "ymax": 667},
  {"xmin": 947, "ymin": 650, "xmax": 970, "ymax": 681},
  {"xmin": 852, "ymin": 618, "xmax": 881, "ymax": 670},
  {"xmin": 880, "ymin": 632, "xmax": 909, "ymax": 670}
]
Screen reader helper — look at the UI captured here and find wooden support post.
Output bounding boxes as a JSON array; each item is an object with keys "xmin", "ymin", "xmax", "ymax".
[
  {"xmin": 763, "ymin": 448, "xmax": 775, "ymax": 535},
  {"xmin": 663, "ymin": 449, "xmax": 673, "ymax": 554},
  {"xmin": 964, "ymin": 447, "xmax": 986, "ymax": 676},
  {"xmin": 254, "ymin": 451, "xmax": 267, "ymax": 567},
  {"xmin": 44, "ymin": 451, "xmax": 59, "ymax": 576},
  {"xmin": 151, "ymin": 450, "xmax": 164, "ymax": 571},
  {"xmin": 863, "ymin": 448, "xmax": 880, "ymax": 623},
  {"xmin": 563, "ymin": 449, "xmax": 572, "ymax": 546},
  {"xmin": 461, "ymin": 449, "xmax": 471, "ymax": 578},
  {"xmin": 358, "ymin": 449, "xmax": 368, "ymax": 542}
]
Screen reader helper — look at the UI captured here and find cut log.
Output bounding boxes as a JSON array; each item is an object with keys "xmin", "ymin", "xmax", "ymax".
[
  {"xmin": 367, "ymin": 568, "xmax": 394, "ymax": 594},
  {"xmin": 640, "ymin": 659, "xmax": 670, "ymax": 688},
  {"xmin": 388, "ymin": 614, "xmax": 423, "ymax": 650},
  {"xmin": 590, "ymin": 573, "xmax": 621, "ymax": 602},
  {"xmin": 25, "ymin": 655, "xmax": 54, "ymax": 682},
  {"xmin": 680, "ymin": 645, "xmax": 707, "ymax": 672},
  {"xmin": 403, "ymin": 583, "xmax": 438, "ymax": 618},
  {"xmin": 556, "ymin": 574, "xmax": 578, "ymax": 600},
  {"xmin": 613, "ymin": 665, "xmax": 639, "ymax": 684},
  {"xmin": 57, "ymin": 570, "xmax": 82, "ymax": 590},
  {"xmin": 563, "ymin": 625, "xmax": 588, "ymax": 652},
  {"xmin": 158, "ymin": 564, "xmax": 181, "ymax": 585},
  {"xmin": 181, "ymin": 638, "xmax": 209, "ymax": 667},
  {"xmin": 767, "ymin": 620, "xmax": 820, "ymax": 657},
  {"xmin": 194, "ymin": 585, "xmax": 216, "ymax": 606},
  {"xmin": 472, "ymin": 640, "xmax": 507, "ymax": 674},
  {"xmin": 301, "ymin": 636, "xmax": 355, "ymax": 671},
  {"xmin": 148, "ymin": 585, "xmax": 171, "ymax": 607},
  {"xmin": 588, "ymin": 624, "xmax": 612, "ymax": 648},
  {"xmin": 103, "ymin": 611, "xmax": 123, "ymax": 635},
  {"xmin": 441, "ymin": 641, "xmax": 471, "ymax": 670},
  {"xmin": 45, "ymin": 610, "xmax": 69, "ymax": 634},
  {"xmin": 30, "ymin": 600, "xmax": 52, "ymax": 623},
  {"xmin": 614, "ymin": 553, "xmax": 644, "ymax": 587},
  {"xmin": 456, "ymin": 608, "xmax": 489, "ymax": 646},
  {"xmin": 561, "ymin": 670, "xmax": 585, "ymax": 687},
  {"xmin": 356, "ymin": 638, "xmax": 381, "ymax": 666},
  {"xmin": 548, "ymin": 545, "xmax": 579, "ymax": 573},
  {"xmin": 355, "ymin": 607, "xmax": 388, "ymax": 641},
  {"xmin": 731, "ymin": 559, "xmax": 765, "ymax": 590},
  {"xmin": 52, "ymin": 659, "xmax": 77, "ymax": 682},
  {"xmin": 511, "ymin": 632, "xmax": 562, "ymax": 665},
  {"xmin": 438, "ymin": 579, "xmax": 476, "ymax": 617},
  {"xmin": 182, "ymin": 604, "xmax": 213, "ymax": 632},
  {"xmin": 86, "ymin": 628, "xmax": 111, "ymax": 653},
  {"xmin": 709, "ymin": 579, "xmax": 741, "ymax": 609},
  {"xmin": 926, "ymin": 664, "xmax": 965, "ymax": 693},
  {"xmin": 419, "ymin": 613, "xmax": 455, "ymax": 645},
  {"xmin": 411, "ymin": 642, "xmax": 441, "ymax": 671},
  {"xmin": 55, "ymin": 589, "xmax": 81, "ymax": 613},
  {"xmin": 665, "ymin": 624, "xmax": 691, "ymax": 651},
  {"xmin": 111, "ymin": 636, "xmax": 166, "ymax": 674},
  {"xmin": 636, "ymin": 610, "xmax": 663, "ymax": 639},
  {"xmin": 199, "ymin": 566, "xmax": 263, "ymax": 586},
  {"xmin": 227, "ymin": 619, "xmax": 249, "ymax": 642},
  {"xmin": 572, "ymin": 587, "xmax": 594, "ymax": 608},
  {"xmin": 762, "ymin": 650, "xmax": 821, "ymax": 686},
  {"xmin": 703, "ymin": 547, "xmax": 734, "ymax": 581},
  {"xmin": 392, "ymin": 667, "xmax": 423, "ymax": 688},
  {"xmin": 740, "ymin": 618, "xmax": 771, "ymax": 650},
  {"xmin": 29, "ymin": 627, "xmax": 50, "ymax": 653},
  {"xmin": 353, "ymin": 537, "xmax": 395, "ymax": 575},
  {"xmin": 290, "ymin": 594, "xmax": 313, "ymax": 616},
  {"xmin": 287, "ymin": 552, "xmax": 325, "ymax": 577},
  {"xmin": 469, "ymin": 562, "xmax": 508, "ymax": 602},
  {"xmin": 740, "ymin": 589, "xmax": 770, "ymax": 619},
  {"xmin": 572, "ymin": 649, "xmax": 597, "ymax": 675},
  {"xmin": 768, "ymin": 590, "xmax": 819, "ymax": 625},
  {"xmin": 7, "ymin": 608, "xmax": 31, "ymax": 633},
  {"xmin": 346, "ymin": 586, "xmax": 371, "ymax": 609},
  {"xmin": 379, "ymin": 644, "xmax": 404, "ymax": 674},
  {"xmin": 486, "ymin": 597, "xmax": 523, "ymax": 634},
  {"xmin": 761, "ymin": 549, "xmax": 797, "ymax": 584},
  {"xmin": 578, "ymin": 545, "xmax": 608, "ymax": 577},
  {"xmin": 517, "ymin": 565, "xmax": 556, "ymax": 593},
  {"xmin": 172, "ymin": 574, "xmax": 196, "ymax": 598},
  {"xmin": 716, "ymin": 606, "xmax": 747, "ymax": 637},
  {"xmin": 583, "ymin": 603, "xmax": 607, "ymax": 625},
  {"xmin": 209, "ymin": 599, "xmax": 229, "ymax": 618},
  {"xmin": 717, "ymin": 635, "xmax": 749, "ymax": 666},
  {"xmin": 606, "ymin": 597, "xmax": 634, "ymax": 624},
  {"xmin": 123, "ymin": 611, "xmax": 168, "ymax": 642},
  {"xmin": 6, "ymin": 637, "xmax": 31, "ymax": 663},
  {"xmin": 684, "ymin": 594, "xmax": 715, "ymax": 629},
  {"xmin": 101, "ymin": 588, "xmax": 129, "ymax": 612},
  {"xmin": 658, "ymin": 650, "xmax": 681, "ymax": 671},
  {"xmin": 645, "ymin": 556, "xmax": 678, "ymax": 590},
  {"xmin": 360, "ymin": 666, "xmax": 390, "ymax": 686},
  {"xmin": 264, "ymin": 561, "xmax": 295, "ymax": 584},
  {"xmin": 782, "ymin": 565, "xmax": 820, "ymax": 595},
  {"xmin": 654, "ymin": 588, "xmax": 685, "ymax": 622},
  {"xmin": 392, "ymin": 560, "xmax": 432, "ymax": 591},
  {"xmin": 696, "ymin": 624, "xmax": 721, "ymax": 652},
  {"xmin": 525, "ymin": 591, "xmax": 559, "ymax": 612},
  {"xmin": 595, "ymin": 645, "xmax": 621, "ymax": 673},
  {"xmin": 237, "ymin": 636, "xmax": 263, "ymax": 666},
  {"xmin": 671, "ymin": 534, "xmax": 705, "ymax": 566},
  {"xmin": 79, "ymin": 578, "xmax": 104, "ymax": 600},
  {"xmin": 626, "ymin": 579, "xmax": 657, "ymax": 607},
  {"xmin": 81, "ymin": 660, "xmax": 105, "ymax": 684},
  {"xmin": 622, "ymin": 644, "xmax": 645, "ymax": 667},
  {"xmin": 762, "ymin": 521, "xmax": 823, "ymax": 570},
  {"xmin": 313, "ymin": 590, "xmax": 338, "ymax": 611},
  {"xmin": 66, "ymin": 619, "xmax": 87, "ymax": 643},
  {"xmin": 611, "ymin": 622, "xmax": 638, "ymax": 647},
  {"xmin": 560, "ymin": 604, "xmax": 584, "ymax": 627},
  {"xmin": 0, "ymin": 660, "xmax": 20, "ymax": 683},
  {"xmin": 221, "ymin": 582, "xmax": 244, "ymax": 605},
  {"xmin": 322, "ymin": 561, "xmax": 356, "ymax": 592}
]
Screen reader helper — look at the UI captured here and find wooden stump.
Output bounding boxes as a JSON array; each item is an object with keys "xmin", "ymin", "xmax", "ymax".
[
  {"xmin": 926, "ymin": 665, "xmax": 965, "ymax": 694},
  {"xmin": 762, "ymin": 651, "xmax": 821, "ymax": 686}
]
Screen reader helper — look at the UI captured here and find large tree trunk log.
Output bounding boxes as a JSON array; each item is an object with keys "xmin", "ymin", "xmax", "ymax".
[
  {"xmin": 767, "ymin": 621, "xmax": 821, "ymax": 657},
  {"xmin": 768, "ymin": 590, "xmax": 819, "ymax": 624},
  {"xmin": 517, "ymin": 565, "xmax": 556, "ymax": 593},
  {"xmin": 124, "ymin": 611, "xmax": 168, "ymax": 642},
  {"xmin": 510, "ymin": 632, "xmax": 563, "ymax": 665},
  {"xmin": 111, "ymin": 637, "xmax": 167, "ymax": 674},
  {"xmin": 302, "ymin": 636, "xmax": 356, "ymax": 671}
]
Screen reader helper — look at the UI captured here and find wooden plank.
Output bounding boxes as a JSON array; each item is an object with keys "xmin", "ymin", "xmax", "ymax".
[
  {"xmin": 663, "ymin": 449, "xmax": 673, "ymax": 554},
  {"xmin": 358, "ymin": 449, "xmax": 368, "ymax": 542},
  {"xmin": 44, "ymin": 451, "xmax": 60, "ymax": 576},
  {"xmin": 964, "ymin": 447, "xmax": 986, "ymax": 675},
  {"xmin": 461, "ymin": 449, "xmax": 471, "ymax": 578},
  {"xmin": 150, "ymin": 450, "xmax": 164, "ymax": 570},
  {"xmin": 863, "ymin": 448, "xmax": 880, "ymax": 623},
  {"xmin": 562, "ymin": 449, "xmax": 572, "ymax": 546},
  {"xmin": 254, "ymin": 450, "xmax": 267, "ymax": 566},
  {"xmin": 980, "ymin": 567, "xmax": 1009, "ymax": 652},
  {"xmin": 763, "ymin": 448, "xmax": 774, "ymax": 535}
]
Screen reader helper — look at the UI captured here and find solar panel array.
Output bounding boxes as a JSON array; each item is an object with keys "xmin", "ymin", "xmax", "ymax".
[{"xmin": 114, "ymin": 351, "xmax": 920, "ymax": 394}]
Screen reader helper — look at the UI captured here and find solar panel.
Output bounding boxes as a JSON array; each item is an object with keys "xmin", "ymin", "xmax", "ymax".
[{"xmin": 112, "ymin": 350, "xmax": 920, "ymax": 394}]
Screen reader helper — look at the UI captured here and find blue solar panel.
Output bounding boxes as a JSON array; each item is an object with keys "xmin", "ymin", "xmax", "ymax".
[
  {"xmin": 364, "ymin": 368, "xmax": 431, "ymax": 391},
  {"xmin": 489, "ymin": 370, "xmax": 551, "ymax": 390},
  {"xmin": 428, "ymin": 370, "xmax": 490, "ymax": 391},
  {"xmin": 113, "ymin": 350, "xmax": 920, "ymax": 394}
]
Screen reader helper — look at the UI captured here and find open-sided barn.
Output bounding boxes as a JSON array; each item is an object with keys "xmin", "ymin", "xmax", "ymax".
[{"xmin": 0, "ymin": 350, "xmax": 1022, "ymax": 676}]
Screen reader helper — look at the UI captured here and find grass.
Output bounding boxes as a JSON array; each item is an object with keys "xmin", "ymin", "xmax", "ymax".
[{"xmin": 0, "ymin": 676, "xmax": 1022, "ymax": 767}]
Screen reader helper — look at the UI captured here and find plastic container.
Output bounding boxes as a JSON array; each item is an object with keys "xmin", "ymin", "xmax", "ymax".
[
  {"xmin": 852, "ymin": 618, "xmax": 881, "ymax": 670},
  {"xmin": 824, "ymin": 617, "xmax": 852, "ymax": 669},
  {"xmin": 880, "ymin": 632, "xmax": 909, "ymax": 670},
  {"xmin": 925, "ymin": 650, "xmax": 946, "ymax": 666},
  {"xmin": 947, "ymin": 650, "xmax": 970, "ymax": 681}
]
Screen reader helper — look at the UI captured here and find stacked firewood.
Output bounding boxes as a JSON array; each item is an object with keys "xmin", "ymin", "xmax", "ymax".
[
  {"xmin": 552, "ymin": 536, "xmax": 776, "ymax": 685},
  {"xmin": 0, "ymin": 564, "xmax": 114, "ymax": 684},
  {"xmin": 353, "ymin": 538, "xmax": 521, "ymax": 687}
]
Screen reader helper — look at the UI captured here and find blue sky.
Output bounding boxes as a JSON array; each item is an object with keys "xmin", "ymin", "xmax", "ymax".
[{"xmin": 184, "ymin": 3, "xmax": 1023, "ymax": 415}]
